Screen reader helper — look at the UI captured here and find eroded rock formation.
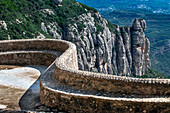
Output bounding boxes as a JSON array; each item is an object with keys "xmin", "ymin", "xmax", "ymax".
[
  {"xmin": 65, "ymin": 13, "xmax": 151, "ymax": 76},
  {"xmin": 41, "ymin": 11, "xmax": 150, "ymax": 76},
  {"xmin": 131, "ymin": 19, "xmax": 151, "ymax": 76}
]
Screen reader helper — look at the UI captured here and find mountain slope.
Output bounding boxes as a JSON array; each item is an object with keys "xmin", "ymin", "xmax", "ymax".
[{"xmin": 0, "ymin": 0, "xmax": 167, "ymax": 78}]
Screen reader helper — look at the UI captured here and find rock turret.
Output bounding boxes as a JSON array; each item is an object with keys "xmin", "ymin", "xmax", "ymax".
[{"xmin": 131, "ymin": 19, "xmax": 150, "ymax": 76}]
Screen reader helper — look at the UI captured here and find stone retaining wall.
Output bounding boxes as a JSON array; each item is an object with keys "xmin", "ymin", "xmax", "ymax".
[
  {"xmin": 54, "ymin": 40, "xmax": 170, "ymax": 96},
  {"xmin": 54, "ymin": 69, "xmax": 170, "ymax": 95},
  {"xmin": 0, "ymin": 51, "xmax": 56, "ymax": 66},
  {"xmin": 40, "ymin": 83, "xmax": 170, "ymax": 113},
  {"xmin": 0, "ymin": 40, "xmax": 68, "ymax": 52},
  {"xmin": 0, "ymin": 39, "xmax": 67, "ymax": 66}
]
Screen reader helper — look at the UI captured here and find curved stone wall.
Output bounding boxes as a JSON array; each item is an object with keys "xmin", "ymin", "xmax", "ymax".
[
  {"xmin": 0, "ymin": 39, "xmax": 68, "ymax": 52},
  {"xmin": 40, "ymin": 83, "xmax": 170, "ymax": 113},
  {"xmin": 53, "ymin": 40, "xmax": 170, "ymax": 96},
  {"xmin": 54, "ymin": 67, "xmax": 170, "ymax": 96},
  {"xmin": 0, "ymin": 39, "xmax": 169, "ymax": 112},
  {"xmin": 0, "ymin": 52, "xmax": 56, "ymax": 66},
  {"xmin": 0, "ymin": 39, "xmax": 67, "ymax": 66}
]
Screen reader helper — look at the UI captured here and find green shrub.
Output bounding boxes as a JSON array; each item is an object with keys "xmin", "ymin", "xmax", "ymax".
[
  {"xmin": 77, "ymin": 23, "xmax": 85, "ymax": 32},
  {"xmin": 106, "ymin": 21, "xmax": 118, "ymax": 34},
  {"xmin": 80, "ymin": 36, "xmax": 84, "ymax": 40}
]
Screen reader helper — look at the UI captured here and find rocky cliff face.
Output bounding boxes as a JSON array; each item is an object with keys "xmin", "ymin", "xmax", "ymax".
[
  {"xmin": 41, "ymin": 10, "xmax": 150, "ymax": 76},
  {"xmin": 64, "ymin": 15, "xmax": 150, "ymax": 76}
]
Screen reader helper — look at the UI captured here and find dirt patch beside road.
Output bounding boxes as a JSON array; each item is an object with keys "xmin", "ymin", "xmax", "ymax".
[{"xmin": 0, "ymin": 85, "xmax": 24, "ymax": 110}]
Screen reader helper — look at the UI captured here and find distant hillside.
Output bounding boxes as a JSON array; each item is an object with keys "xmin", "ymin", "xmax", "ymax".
[{"xmin": 76, "ymin": 0, "xmax": 170, "ymax": 14}]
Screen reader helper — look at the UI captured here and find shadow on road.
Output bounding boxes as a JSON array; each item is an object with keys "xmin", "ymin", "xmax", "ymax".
[{"xmin": 19, "ymin": 65, "xmax": 47, "ymax": 111}]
